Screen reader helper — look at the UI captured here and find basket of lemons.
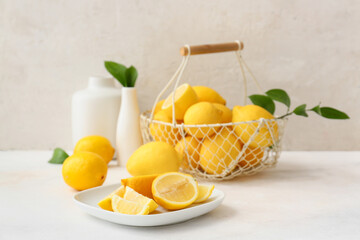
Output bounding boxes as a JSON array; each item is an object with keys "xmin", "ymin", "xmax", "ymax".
[{"xmin": 140, "ymin": 41, "xmax": 349, "ymax": 180}]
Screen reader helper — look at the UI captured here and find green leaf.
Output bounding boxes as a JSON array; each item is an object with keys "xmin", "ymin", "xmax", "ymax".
[
  {"xmin": 293, "ymin": 104, "xmax": 308, "ymax": 117},
  {"xmin": 125, "ymin": 66, "xmax": 138, "ymax": 87},
  {"xmin": 319, "ymin": 107, "xmax": 350, "ymax": 119},
  {"xmin": 266, "ymin": 89, "xmax": 291, "ymax": 108},
  {"xmin": 249, "ymin": 94, "xmax": 275, "ymax": 115},
  {"xmin": 311, "ymin": 105, "xmax": 322, "ymax": 115},
  {"xmin": 48, "ymin": 148, "xmax": 69, "ymax": 164},
  {"xmin": 104, "ymin": 61, "xmax": 127, "ymax": 87}
]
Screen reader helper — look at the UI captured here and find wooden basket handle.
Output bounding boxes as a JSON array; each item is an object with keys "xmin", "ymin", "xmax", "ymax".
[{"xmin": 180, "ymin": 41, "xmax": 244, "ymax": 56}]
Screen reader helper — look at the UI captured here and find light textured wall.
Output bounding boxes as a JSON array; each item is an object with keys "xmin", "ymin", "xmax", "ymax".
[{"xmin": 0, "ymin": 0, "xmax": 359, "ymax": 150}]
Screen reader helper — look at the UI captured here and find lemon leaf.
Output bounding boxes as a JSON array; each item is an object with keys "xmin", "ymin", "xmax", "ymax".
[
  {"xmin": 311, "ymin": 105, "xmax": 322, "ymax": 115},
  {"xmin": 48, "ymin": 148, "xmax": 69, "ymax": 164},
  {"xmin": 318, "ymin": 107, "xmax": 350, "ymax": 119},
  {"xmin": 125, "ymin": 66, "xmax": 138, "ymax": 87},
  {"xmin": 265, "ymin": 89, "xmax": 291, "ymax": 108},
  {"xmin": 248, "ymin": 94, "xmax": 275, "ymax": 115},
  {"xmin": 293, "ymin": 104, "xmax": 308, "ymax": 117},
  {"xmin": 104, "ymin": 61, "xmax": 127, "ymax": 87}
]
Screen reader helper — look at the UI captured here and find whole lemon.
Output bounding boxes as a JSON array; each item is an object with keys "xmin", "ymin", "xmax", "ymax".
[
  {"xmin": 126, "ymin": 141, "xmax": 182, "ymax": 176},
  {"xmin": 149, "ymin": 110, "xmax": 182, "ymax": 146},
  {"xmin": 239, "ymin": 146, "xmax": 264, "ymax": 169},
  {"xmin": 161, "ymin": 83, "xmax": 198, "ymax": 120},
  {"xmin": 232, "ymin": 105, "xmax": 278, "ymax": 148},
  {"xmin": 193, "ymin": 86, "xmax": 226, "ymax": 105},
  {"xmin": 74, "ymin": 135, "xmax": 115, "ymax": 164},
  {"xmin": 175, "ymin": 136, "xmax": 202, "ymax": 169},
  {"xmin": 199, "ymin": 127, "xmax": 242, "ymax": 175},
  {"xmin": 213, "ymin": 103, "xmax": 232, "ymax": 123},
  {"xmin": 62, "ymin": 152, "xmax": 108, "ymax": 190},
  {"xmin": 184, "ymin": 102, "xmax": 223, "ymax": 138}
]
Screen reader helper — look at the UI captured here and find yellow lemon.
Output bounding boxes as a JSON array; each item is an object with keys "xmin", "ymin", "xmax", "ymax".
[
  {"xmin": 232, "ymin": 105, "xmax": 278, "ymax": 148},
  {"xmin": 154, "ymin": 99, "xmax": 165, "ymax": 114},
  {"xmin": 111, "ymin": 195, "xmax": 149, "ymax": 215},
  {"xmin": 195, "ymin": 184, "xmax": 215, "ymax": 203},
  {"xmin": 199, "ymin": 127, "xmax": 242, "ymax": 175},
  {"xmin": 121, "ymin": 174, "xmax": 159, "ymax": 199},
  {"xmin": 162, "ymin": 83, "xmax": 198, "ymax": 120},
  {"xmin": 126, "ymin": 141, "xmax": 182, "ymax": 176},
  {"xmin": 213, "ymin": 103, "xmax": 232, "ymax": 123},
  {"xmin": 152, "ymin": 172, "xmax": 199, "ymax": 210},
  {"xmin": 239, "ymin": 146, "xmax": 264, "ymax": 169},
  {"xmin": 149, "ymin": 110, "xmax": 182, "ymax": 146},
  {"xmin": 74, "ymin": 135, "xmax": 115, "ymax": 164},
  {"xmin": 184, "ymin": 102, "xmax": 223, "ymax": 138},
  {"xmin": 123, "ymin": 186, "xmax": 158, "ymax": 213},
  {"xmin": 62, "ymin": 152, "xmax": 107, "ymax": 190},
  {"xmin": 175, "ymin": 136, "xmax": 202, "ymax": 170},
  {"xmin": 98, "ymin": 186, "xmax": 125, "ymax": 211},
  {"xmin": 193, "ymin": 86, "xmax": 226, "ymax": 105}
]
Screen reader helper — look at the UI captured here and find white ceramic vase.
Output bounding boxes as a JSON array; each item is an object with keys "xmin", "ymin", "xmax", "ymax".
[
  {"xmin": 71, "ymin": 77, "xmax": 121, "ymax": 148},
  {"xmin": 116, "ymin": 87, "xmax": 143, "ymax": 166}
]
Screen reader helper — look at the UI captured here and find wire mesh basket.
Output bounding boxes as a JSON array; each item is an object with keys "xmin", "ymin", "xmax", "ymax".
[{"xmin": 140, "ymin": 41, "xmax": 287, "ymax": 180}]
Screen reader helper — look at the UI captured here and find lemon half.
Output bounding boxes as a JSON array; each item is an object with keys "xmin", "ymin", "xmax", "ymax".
[
  {"xmin": 152, "ymin": 172, "xmax": 199, "ymax": 210},
  {"xmin": 162, "ymin": 83, "xmax": 198, "ymax": 120}
]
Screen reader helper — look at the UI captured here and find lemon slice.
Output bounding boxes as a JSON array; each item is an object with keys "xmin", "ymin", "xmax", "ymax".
[
  {"xmin": 162, "ymin": 83, "xmax": 198, "ymax": 120},
  {"xmin": 194, "ymin": 184, "xmax": 215, "ymax": 203},
  {"xmin": 97, "ymin": 186, "xmax": 125, "ymax": 211},
  {"xmin": 152, "ymin": 172, "xmax": 199, "ymax": 210},
  {"xmin": 111, "ymin": 195, "xmax": 150, "ymax": 215},
  {"xmin": 123, "ymin": 186, "xmax": 158, "ymax": 213}
]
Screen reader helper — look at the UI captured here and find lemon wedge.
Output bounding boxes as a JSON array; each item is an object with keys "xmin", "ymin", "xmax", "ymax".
[
  {"xmin": 97, "ymin": 186, "xmax": 125, "ymax": 211},
  {"xmin": 111, "ymin": 195, "xmax": 150, "ymax": 215},
  {"xmin": 121, "ymin": 174, "xmax": 159, "ymax": 199},
  {"xmin": 195, "ymin": 184, "xmax": 215, "ymax": 203},
  {"xmin": 123, "ymin": 186, "xmax": 158, "ymax": 213}
]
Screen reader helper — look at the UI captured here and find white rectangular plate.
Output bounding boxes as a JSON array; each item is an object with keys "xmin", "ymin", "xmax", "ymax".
[{"xmin": 73, "ymin": 183, "xmax": 225, "ymax": 226}]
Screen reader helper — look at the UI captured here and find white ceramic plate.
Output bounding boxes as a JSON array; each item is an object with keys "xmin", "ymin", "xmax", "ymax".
[{"xmin": 73, "ymin": 183, "xmax": 225, "ymax": 227}]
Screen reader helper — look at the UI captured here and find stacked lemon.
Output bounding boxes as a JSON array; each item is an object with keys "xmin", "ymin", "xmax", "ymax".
[
  {"xmin": 62, "ymin": 136, "xmax": 115, "ymax": 190},
  {"xmin": 147, "ymin": 83, "xmax": 278, "ymax": 176},
  {"xmin": 98, "ymin": 172, "xmax": 215, "ymax": 214}
]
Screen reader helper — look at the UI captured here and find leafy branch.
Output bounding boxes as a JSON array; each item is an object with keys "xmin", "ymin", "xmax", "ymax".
[
  {"xmin": 249, "ymin": 89, "xmax": 350, "ymax": 120},
  {"xmin": 104, "ymin": 61, "xmax": 138, "ymax": 87}
]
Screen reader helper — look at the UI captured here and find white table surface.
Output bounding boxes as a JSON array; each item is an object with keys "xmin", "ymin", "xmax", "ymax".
[{"xmin": 1, "ymin": 151, "xmax": 360, "ymax": 240}]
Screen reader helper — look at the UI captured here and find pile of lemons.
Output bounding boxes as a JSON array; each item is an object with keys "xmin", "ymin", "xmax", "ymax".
[
  {"xmin": 62, "ymin": 136, "xmax": 114, "ymax": 190},
  {"xmin": 148, "ymin": 83, "xmax": 278, "ymax": 176}
]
